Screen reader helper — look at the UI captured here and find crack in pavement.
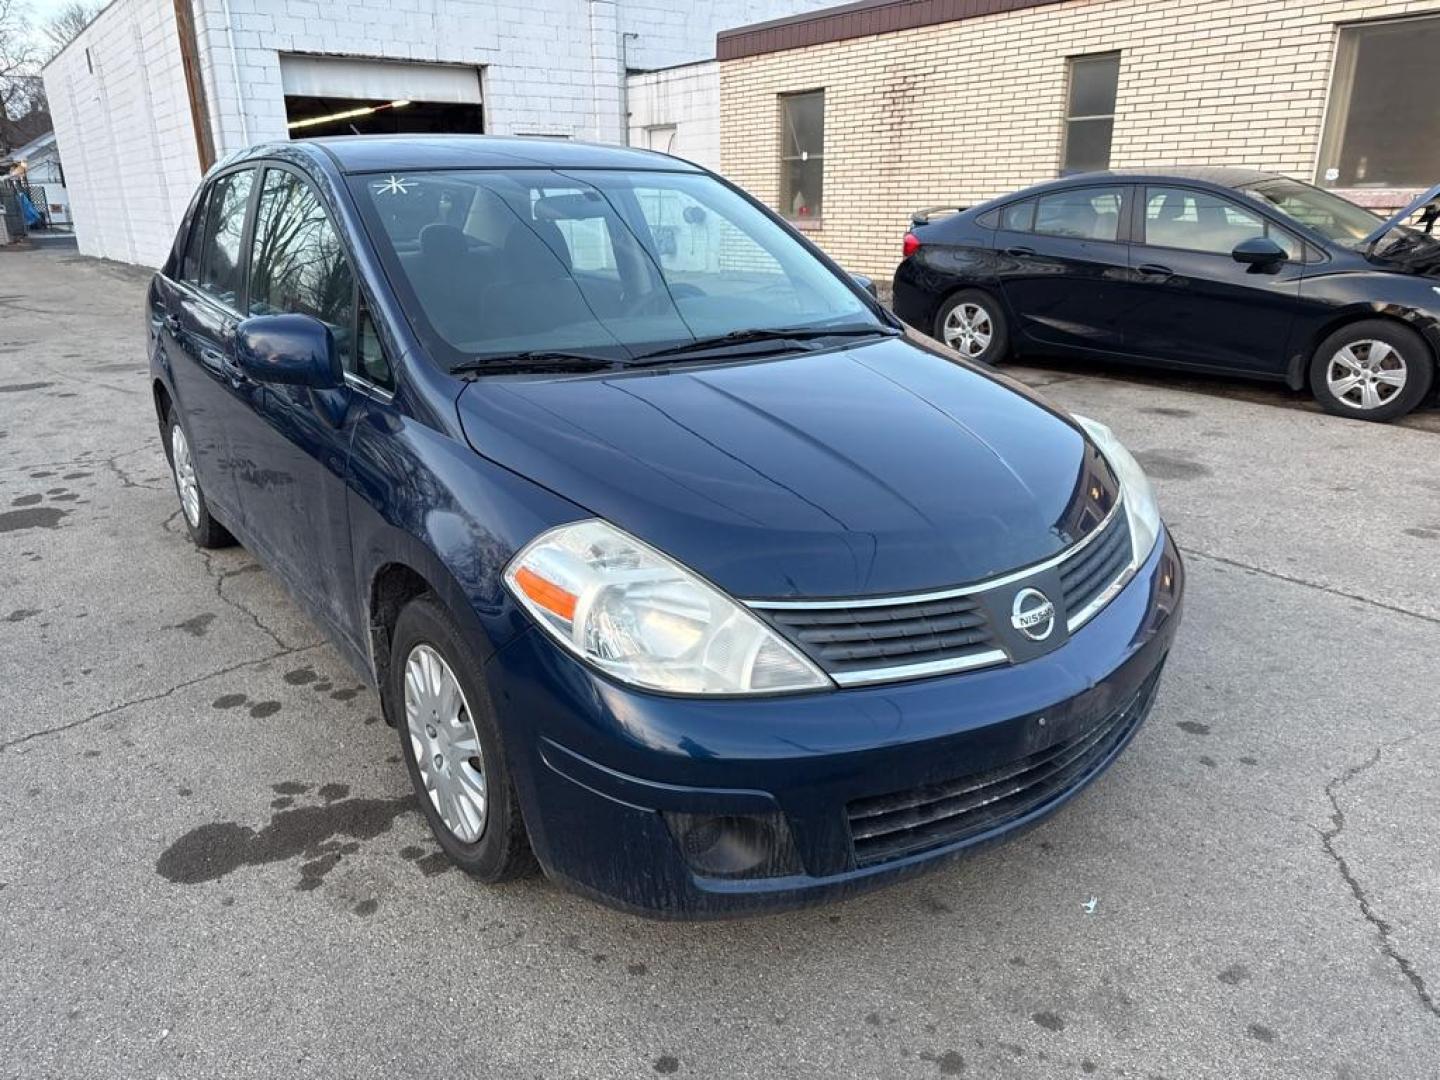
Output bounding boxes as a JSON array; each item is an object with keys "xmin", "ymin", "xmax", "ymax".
[
  {"xmin": 102, "ymin": 445, "xmax": 166, "ymax": 491},
  {"xmin": 1179, "ymin": 547, "xmax": 1440, "ymax": 627},
  {"xmin": 1319, "ymin": 737, "xmax": 1439, "ymax": 1021},
  {"xmin": 0, "ymin": 643, "xmax": 327, "ymax": 755}
]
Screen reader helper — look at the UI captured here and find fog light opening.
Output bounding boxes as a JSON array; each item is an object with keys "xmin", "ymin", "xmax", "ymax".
[{"xmin": 664, "ymin": 811, "xmax": 800, "ymax": 880}]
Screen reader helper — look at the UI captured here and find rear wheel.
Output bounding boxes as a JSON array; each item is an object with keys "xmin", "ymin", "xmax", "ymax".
[
  {"xmin": 1309, "ymin": 320, "xmax": 1433, "ymax": 422},
  {"xmin": 386, "ymin": 594, "xmax": 533, "ymax": 881},
  {"xmin": 934, "ymin": 289, "xmax": 1009, "ymax": 364},
  {"xmin": 165, "ymin": 406, "xmax": 233, "ymax": 548}
]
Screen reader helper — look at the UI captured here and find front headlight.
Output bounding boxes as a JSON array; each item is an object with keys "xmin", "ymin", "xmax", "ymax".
[
  {"xmin": 1072, "ymin": 414, "xmax": 1162, "ymax": 566},
  {"xmin": 504, "ymin": 519, "xmax": 832, "ymax": 696}
]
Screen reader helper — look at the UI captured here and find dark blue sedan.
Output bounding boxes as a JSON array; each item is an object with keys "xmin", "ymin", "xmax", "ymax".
[{"xmin": 149, "ymin": 136, "xmax": 1182, "ymax": 917}]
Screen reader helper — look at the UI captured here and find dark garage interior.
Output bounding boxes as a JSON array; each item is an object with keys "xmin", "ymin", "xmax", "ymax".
[{"xmin": 283, "ymin": 96, "xmax": 485, "ymax": 139}]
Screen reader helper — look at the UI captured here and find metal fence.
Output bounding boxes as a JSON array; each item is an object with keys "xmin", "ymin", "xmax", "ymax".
[{"xmin": 0, "ymin": 179, "xmax": 28, "ymax": 244}]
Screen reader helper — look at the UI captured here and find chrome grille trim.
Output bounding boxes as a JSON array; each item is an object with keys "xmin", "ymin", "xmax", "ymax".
[{"xmin": 746, "ymin": 499, "xmax": 1125, "ymax": 611}]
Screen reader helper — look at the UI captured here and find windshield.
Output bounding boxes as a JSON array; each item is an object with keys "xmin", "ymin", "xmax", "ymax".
[
  {"xmin": 350, "ymin": 167, "xmax": 881, "ymax": 369},
  {"xmin": 1238, "ymin": 178, "xmax": 1383, "ymax": 247}
]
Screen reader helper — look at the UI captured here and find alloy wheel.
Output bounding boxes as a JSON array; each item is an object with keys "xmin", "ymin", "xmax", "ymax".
[
  {"xmin": 1326, "ymin": 340, "xmax": 1407, "ymax": 411},
  {"xmin": 943, "ymin": 302, "xmax": 994, "ymax": 358},
  {"xmin": 170, "ymin": 423, "xmax": 201, "ymax": 528},
  {"xmin": 404, "ymin": 643, "xmax": 488, "ymax": 843}
]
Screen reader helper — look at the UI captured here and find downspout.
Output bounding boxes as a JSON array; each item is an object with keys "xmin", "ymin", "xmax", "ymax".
[{"xmin": 218, "ymin": 0, "xmax": 251, "ymax": 146}]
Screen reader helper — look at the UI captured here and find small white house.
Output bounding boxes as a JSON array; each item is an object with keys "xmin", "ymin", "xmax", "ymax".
[
  {"xmin": 2, "ymin": 131, "xmax": 70, "ymax": 228},
  {"xmin": 42, "ymin": 0, "xmax": 836, "ymax": 266}
]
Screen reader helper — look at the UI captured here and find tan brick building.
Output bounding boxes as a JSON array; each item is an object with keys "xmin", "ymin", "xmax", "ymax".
[{"xmin": 717, "ymin": 0, "xmax": 1440, "ymax": 279}]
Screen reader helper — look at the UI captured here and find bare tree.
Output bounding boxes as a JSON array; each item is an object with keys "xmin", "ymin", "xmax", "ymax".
[
  {"xmin": 41, "ymin": 2, "xmax": 99, "ymax": 58},
  {"xmin": 0, "ymin": 0, "xmax": 42, "ymax": 153}
]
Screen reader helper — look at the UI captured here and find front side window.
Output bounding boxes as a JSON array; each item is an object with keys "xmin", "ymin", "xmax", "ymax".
[
  {"xmin": 779, "ymin": 90, "xmax": 824, "ymax": 221},
  {"xmin": 248, "ymin": 169, "xmax": 355, "ymax": 367},
  {"xmin": 1035, "ymin": 186, "xmax": 1124, "ymax": 241},
  {"xmin": 1318, "ymin": 15, "xmax": 1440, "ymax": 189},
  {"xmin": 1062, "ymin": 53, "xmax": 1119, "ymax": 175},
  {"xmin": 195, "ymin": 169, "xmax": 255, "ymax": 307},
  {"xmin": 1143, "ymin": 186, "xmax": 1299, "ymax": 259},
  {"xmin": 351, "ymin": 167, "xmax": 878, "ymax": 369}
]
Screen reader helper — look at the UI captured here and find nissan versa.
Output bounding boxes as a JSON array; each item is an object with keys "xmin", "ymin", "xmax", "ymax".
[{"xmin": 148, "ymin": 136, "xmax": 1183, "ymax": 917}]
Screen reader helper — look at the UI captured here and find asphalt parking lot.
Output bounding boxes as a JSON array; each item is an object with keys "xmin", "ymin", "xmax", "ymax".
[{"xmin": 2, "ymin": 246, "xmax": 1438, "ymax": 1079}]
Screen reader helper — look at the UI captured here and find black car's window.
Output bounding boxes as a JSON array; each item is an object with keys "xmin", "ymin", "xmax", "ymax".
[
  {"xmin": 1143, "ymin": 186, "xmax": 1299, "ymax": 259},
  {"xmin": 195, "ymin": 169, "xmax": 255, "ymax": 308},
  {"xmin": 180, "ymin": 186, "xmax": 212, "ymax": 283},
  {"xmin": 248, "ymin": 168, "xmax": 355, "ymax": 367},
  {"xmin": 1034, "ymin": 187, "xmax": 1124, "ymax": 241},
  {"xmin": 1000, "ymin": 200, "xmax": 1035, "ymax": 231}
]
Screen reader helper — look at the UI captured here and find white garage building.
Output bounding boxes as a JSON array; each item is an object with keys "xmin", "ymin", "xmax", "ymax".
[{"xmin": 43, "ymin": 0, "xmax": 832, "ymax": 266}]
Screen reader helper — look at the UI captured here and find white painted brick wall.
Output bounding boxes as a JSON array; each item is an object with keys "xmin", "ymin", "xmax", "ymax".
[
  {"xmin": 626, "ymin": 62, "xmax": 719, "ymax": 170},
  {"xmin": 42, "ymin": 0, "xmax": 846, "ymax": 264}
]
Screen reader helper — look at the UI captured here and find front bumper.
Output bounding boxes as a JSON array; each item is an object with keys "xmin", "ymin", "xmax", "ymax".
[{"xmin": 484, "ymin": 531, "xmax": 1184, "ymax": 918}]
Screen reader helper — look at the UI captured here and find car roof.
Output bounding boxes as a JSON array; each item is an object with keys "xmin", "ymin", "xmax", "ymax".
[
  {"xmin": 994, "ymin": 166, "xmax": 1287, "ymax": 202},
  {"xmin": 280, "ymin": 134, "xmax": 704, "ymax": 175}
]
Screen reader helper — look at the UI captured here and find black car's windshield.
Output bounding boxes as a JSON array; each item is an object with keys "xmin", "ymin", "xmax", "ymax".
[
  {"xmin": 1238, "ymin": 178, "xmax": 1383, "ymax": 247},
  {"xmin": 350, "ymin": 167, "xmax": 883, "ymax": 370}
]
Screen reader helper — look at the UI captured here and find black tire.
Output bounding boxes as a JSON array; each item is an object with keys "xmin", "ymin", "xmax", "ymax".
[
  {"xmin": 933, "ymin": 288, "xmax": 1010, "ymax": 365},
  {"xmin": 164, "ymin": 405, "xmax": 234, "ymax": 549},
  {"xmin": 1309, "ymin": 320, "xmax": 1434, "ymax": 423},
  {"xmin": 385, "ymin": 594, "xmax": 534, "ymax": 882}
]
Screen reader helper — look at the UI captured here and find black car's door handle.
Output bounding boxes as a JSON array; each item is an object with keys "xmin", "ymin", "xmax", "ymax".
[
  {"xmin": 1136, "ymin": 263, "xmax": 1174, "ymax": 278},
  {"xmin": 1005, "ymin": 246, "xmax": 1036, "ymax": 257}
]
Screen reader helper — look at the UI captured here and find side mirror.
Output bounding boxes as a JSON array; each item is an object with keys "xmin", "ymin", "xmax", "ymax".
[
  {"xmin": 851, "ymin": 273, "xmax": 878, "ymax": 299},
  {"xmin": 235, "ymin": 314, "xmax": 342, "ymax": 389},
  {"xmin": 1231, "ymin": 236, "xmax": 1287, "ymax": 268}
]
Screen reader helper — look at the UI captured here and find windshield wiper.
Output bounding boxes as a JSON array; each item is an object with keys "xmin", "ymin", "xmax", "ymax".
[
  {"xmin": 451, "ymin": 351, "xmax": 622, "ymax": 377},
  {"xmin": 628, "ymin": 324, "xmax": 898, "ymax": 364}
]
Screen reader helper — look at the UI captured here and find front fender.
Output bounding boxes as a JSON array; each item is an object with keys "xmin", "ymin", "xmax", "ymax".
[{"xmin": 345, "ymin": 393, "xmax": 585, "ymax": 682}]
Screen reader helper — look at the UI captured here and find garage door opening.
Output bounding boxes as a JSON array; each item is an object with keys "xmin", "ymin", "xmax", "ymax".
[{"xmin": 279, "ymin": 55, "xmax": 483, "ymax": 139}]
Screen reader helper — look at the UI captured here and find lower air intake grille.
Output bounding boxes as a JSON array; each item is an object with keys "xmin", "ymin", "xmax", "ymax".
[{"xmin": 846, "ymin": 665, "xmax": 1163, "ymax": 867}]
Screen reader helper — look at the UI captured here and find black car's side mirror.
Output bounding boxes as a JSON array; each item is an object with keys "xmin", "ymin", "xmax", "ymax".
[
  {"xmin": 235, "ymin": 314, "xmax": 342, "ymax": 389},
  {"xmin": 1231, "ymin": 236, "xmax": 1288, "ymax": 268},
  {"xmin": 850, "ymin": 273, "xmax": 878, "ymax": 299}
]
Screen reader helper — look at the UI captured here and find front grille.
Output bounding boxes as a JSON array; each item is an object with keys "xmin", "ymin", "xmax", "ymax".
[
  {"xmin": 1062, "ymin": 511, "xmax": 1132, "ymax": 622},
  {"xmin": 765, "ymin": 594, "xmax": 997, "ymax": 675},
  {"xmin": 846, "ymin": 665, "xmax": 1163, "ymax": 867}
]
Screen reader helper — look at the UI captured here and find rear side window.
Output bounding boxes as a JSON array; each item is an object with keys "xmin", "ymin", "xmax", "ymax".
[
  {"xmin": 248, "ymin": 168, "xmax": 355, "ymax": 367},
  {"xmin": 1035, "ymin": 187, "xmax": 1124, "ymax": 241},
  {"xmin": 1000, "ymin": 200, "xmax": 1035, "ymax": 231},
  {"xmin": 1144, "ymin": 186, "xmax": 1300, "ymax": 259},
  {"xmin": 180, "ymin": 187, "xmax": 211, "ymax": 282},
  {"xmin": 195, "ymin": 169, "xmax": 255, "ymax": 308}
]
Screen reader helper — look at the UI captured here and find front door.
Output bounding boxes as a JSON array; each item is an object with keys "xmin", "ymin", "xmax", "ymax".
[
  {"xmin": 1123, "ymin": 185, "xmax": 1303, "ymax": 376},
  {"xmin": 993, "ymin": 184, "xmax": 1131, "ymax": 354},
  {"xmin": 164, "ymin": 167, "xmax": 259, "ymax": 521}
]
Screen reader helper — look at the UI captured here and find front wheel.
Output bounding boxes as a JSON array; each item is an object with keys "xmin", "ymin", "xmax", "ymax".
[
  {"xmin": 1309, "ymin": 321, "xmax": 1433, "ymax": 422},
  {"xmin": 165, "ymin": 406, "xmax": 233, "ymax": 548},
  {"xmin": 934, "ymin": 289, "xmax": 1009, "ymax": 364},
  {"xmin": 386, "ymin": 594, "xmax": 533, "ymax": 882}
]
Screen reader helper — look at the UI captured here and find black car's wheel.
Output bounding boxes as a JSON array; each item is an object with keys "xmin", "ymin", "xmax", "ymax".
[
  {"xmin": 164, "ymin": 406, "xmax": 234, "ymax": 548},
  {"xmin": 934, "ymin": 289, "xmax": 1009, "ymax": 364},
  {"xmin": 1309, "ymin": 320, "xmax": 1434, "ymax": 422},
  {"xmin": 386, "ymin": 594, "xmax": 534, "ymax": 882}
]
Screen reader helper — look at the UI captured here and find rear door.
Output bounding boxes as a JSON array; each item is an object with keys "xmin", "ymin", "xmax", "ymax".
[
  {"xmin": 1124, "ymin": 185, "xmax": 1303, "ymax": 376},
  {"xmin": 167, "ymin": 167, "xmax": 259, "ymax": 519},
  {"xmin": 992, "ymin": 184, "xmax": 1131, "ymax": 353}
]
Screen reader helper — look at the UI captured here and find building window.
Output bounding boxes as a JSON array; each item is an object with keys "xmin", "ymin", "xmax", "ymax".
[
  {"xmin": 1061, "ymin": 53, "xmax": 1119, "ymax": 175},
  {"xmin": 779, "ymin": 90, "xmax": 823, "ymax": 221},
  {"xmin": 1318, "ymin": 15, "xmax": 1440, "ymax": 190}
]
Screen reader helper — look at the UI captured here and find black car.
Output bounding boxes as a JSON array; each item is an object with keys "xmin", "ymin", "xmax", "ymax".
[{"xmin": 893, "ymin": 169, "xmax": 1440, "ymax": 422}]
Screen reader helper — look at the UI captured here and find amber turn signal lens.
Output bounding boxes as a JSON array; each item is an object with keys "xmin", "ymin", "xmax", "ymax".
[{"xmin": 513, "ymin": 566, "xmax": 578, "ymax": 621}]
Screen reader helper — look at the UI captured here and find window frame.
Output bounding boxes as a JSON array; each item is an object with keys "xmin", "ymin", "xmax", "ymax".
[
  {"xmin": 184, "ymin": 164, "xmax": 260, "ymax": 316},
  {"xmin": 778, "ymin": 88, "xmax": 825, "ymax": 225},
  {"xmin": 1136, "ymin": 184, "xmax": 1304, "ymax": 262},
  {"xmin": 1060, "ymin": 52, "xmax": 1120, "ymax": 177}
]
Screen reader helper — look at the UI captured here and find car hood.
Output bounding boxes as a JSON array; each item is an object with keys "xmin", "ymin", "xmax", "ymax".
[
  {"xmin": 456, "ymin": 336, "xmax": 1117, "ymax": 599},
  {"xmin": 1363, "ymin": 182, "xmax": 1440, "ymax": 249}
]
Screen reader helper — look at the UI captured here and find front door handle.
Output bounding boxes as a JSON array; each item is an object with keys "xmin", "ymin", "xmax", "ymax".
[
  {"xmin": 1136, "ymin": 263, "xmax": 1174, "ymax": 278},
  {"xmin": 1005, "ymin": 246, "xmax": 1036, "ymax": 257}
]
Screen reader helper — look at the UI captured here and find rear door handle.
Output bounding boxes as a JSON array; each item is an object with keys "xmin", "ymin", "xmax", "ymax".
[
  {"xmin": 1005, "ymin": 246, "xmax": 1036, "ymax": 257},
  {"xmin": 1136, "ymin": 263, "xmax": 1173, "ymax": 278}
]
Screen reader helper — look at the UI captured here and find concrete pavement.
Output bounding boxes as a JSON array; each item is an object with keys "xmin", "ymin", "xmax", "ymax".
[{"xmin": 1, "ymin": 247, "xmax": 1437, "ymax": 1079}]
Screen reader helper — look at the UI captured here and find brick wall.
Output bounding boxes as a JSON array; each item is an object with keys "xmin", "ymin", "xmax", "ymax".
[{"xmin": 719, "ymin": 0, "xmax": 1440, "ymax": 280}]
